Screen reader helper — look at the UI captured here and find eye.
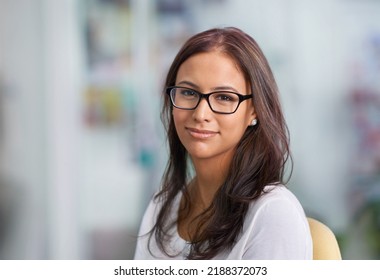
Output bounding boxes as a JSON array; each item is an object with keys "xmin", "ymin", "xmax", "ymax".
[
  {"xmin": 213, "ymin": 92, "xmax": 238, "ymax": 102},
  {"xmin": 178, "ymin": 88, "xmax": 197, "ymax": 98}
]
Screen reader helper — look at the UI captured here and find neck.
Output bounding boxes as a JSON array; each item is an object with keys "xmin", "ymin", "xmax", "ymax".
[
  {"xmin": 190, "ymin": 154, "xmax": 232, "ymax": 208},
  {"xmin": 177, "ymin": 153, "xmax": 234, "ymax": 242}
]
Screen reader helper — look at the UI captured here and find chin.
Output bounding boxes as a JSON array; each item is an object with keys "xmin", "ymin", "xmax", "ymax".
[{"xmin": 187, "ymin": 149, "xmax": 213, "ymax": 160}]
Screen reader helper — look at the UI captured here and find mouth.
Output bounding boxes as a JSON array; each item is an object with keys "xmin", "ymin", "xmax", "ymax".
[{"xmin": 186, "ymin": 127, "xmax": 218, "ymax": 139}]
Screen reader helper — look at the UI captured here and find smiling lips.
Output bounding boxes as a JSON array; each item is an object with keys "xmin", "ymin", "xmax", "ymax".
[{"xmin": 186, "ymin": 127, "xmax": 218, "ymax": 139}]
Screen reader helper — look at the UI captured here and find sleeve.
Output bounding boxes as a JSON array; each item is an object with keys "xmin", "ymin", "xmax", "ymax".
[{"xmin": 242, "ymin": 196, "xmax": 312, "ymax": 260}]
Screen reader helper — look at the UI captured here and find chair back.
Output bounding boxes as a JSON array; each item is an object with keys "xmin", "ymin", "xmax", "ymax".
[{"xmin": 307, "ymin": 217, "xmax": 342, "ymax": 260}]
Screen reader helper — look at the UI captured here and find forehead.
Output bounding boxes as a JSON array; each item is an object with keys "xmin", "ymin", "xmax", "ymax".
[{"xmin": 176, "ymin": 51, "xmax": 248, "ymax": 91}]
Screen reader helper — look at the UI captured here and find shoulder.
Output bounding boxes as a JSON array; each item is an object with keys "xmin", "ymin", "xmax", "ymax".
[
  {"xmin": 248, "ymin": 184, "xmax": 305, "ymax": 217},
  {"xmin": 137, "ymin": 192, "xmax": 181, "ymax": 235},
  {"xmin": 236, "ymin": 184, "xmax": 312, "ymax": 259},
  {"xmin": 245, "ymin": 184, "xmax": 309, "ymax": 232},
  {"xmin": 134, "ymin": 192, "xmax": 183, "ymax": 259}
]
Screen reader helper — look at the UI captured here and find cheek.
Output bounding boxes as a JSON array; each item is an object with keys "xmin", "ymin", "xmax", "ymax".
[
  {"xmin": 173, "ymin": 110, "xmax": 183, "ymax": 124},
  {"xmin": 227, "ymin": 111, "xmax": 251, "ymax": 133},
  {"xmin": 229, "ymin": 123, "xmax": 248, "ymax": 140},
  {"xmin": 172, "ymin": 110, "xmax": 188, "ymax": 132},
  {"xmin": 221, "ymin": 118, "xmax": 248, "ymax": 143}
]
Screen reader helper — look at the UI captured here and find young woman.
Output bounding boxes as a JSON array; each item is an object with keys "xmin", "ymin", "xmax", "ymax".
[{"xmin": 134, "ymin": 27, "xmax": 312, "ymax": 260}]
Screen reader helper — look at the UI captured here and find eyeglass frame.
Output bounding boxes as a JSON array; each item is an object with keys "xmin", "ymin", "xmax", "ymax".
[{"xmin": 165, "ymin": 86, "xmax": 253, "ymax": 114}]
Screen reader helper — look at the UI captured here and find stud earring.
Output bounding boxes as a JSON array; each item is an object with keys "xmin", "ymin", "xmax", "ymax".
[{"xmin": 250, "ymin": 119, "xmax": 258, "ymax": 126}]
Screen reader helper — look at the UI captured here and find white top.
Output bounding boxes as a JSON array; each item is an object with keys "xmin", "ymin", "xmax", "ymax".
[{"xmin": 134, "ymin": 185, "xmax": 312, "ymax": 260}]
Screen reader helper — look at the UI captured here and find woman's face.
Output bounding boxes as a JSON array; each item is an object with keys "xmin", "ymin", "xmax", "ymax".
[{"xmin": 173, "ymin": 50, "xmax": 256, "ymax": 162}]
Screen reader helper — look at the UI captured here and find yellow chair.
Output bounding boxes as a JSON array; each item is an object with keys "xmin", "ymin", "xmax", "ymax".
[{"xmin": 307, "ymin": 218, "xmax": 342, "ymax": 260}]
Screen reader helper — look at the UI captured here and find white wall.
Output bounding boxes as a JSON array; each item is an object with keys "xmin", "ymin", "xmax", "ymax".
[{"xmin": 0, "ymin": 0, "xmax": 48, "ymax": 258}]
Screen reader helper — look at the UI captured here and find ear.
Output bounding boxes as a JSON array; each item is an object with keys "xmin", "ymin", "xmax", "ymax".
[
  {"xmin": 249, "ymin": 106, "xmax": 257, "ymax": 124},
  {"xmin": 248, "ymin": 106, "xmax": 257, "ymax": 126},
  {"xmin": 250, "ymin": 111, "xmax": 257, "ymax": 123}
]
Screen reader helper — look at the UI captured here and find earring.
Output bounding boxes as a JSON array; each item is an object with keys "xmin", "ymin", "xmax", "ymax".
[{"xmin": 250, "ymin": 119, "xmax": 258, "ymax": 126}]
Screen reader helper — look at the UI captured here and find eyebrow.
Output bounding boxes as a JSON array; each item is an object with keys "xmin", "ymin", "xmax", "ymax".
[{"xmin": 176, "ymin": 80, "xmax": 240, "ymax": 93}]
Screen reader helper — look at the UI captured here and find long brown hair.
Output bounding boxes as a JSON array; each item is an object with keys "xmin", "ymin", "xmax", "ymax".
[{"xmin": 151, "ymin": 27, "xmax": 291, "ymax": 259}]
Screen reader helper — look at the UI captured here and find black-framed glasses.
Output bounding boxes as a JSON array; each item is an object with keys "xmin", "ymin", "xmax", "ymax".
[{"xmin": 166, "ymin": 86, "xmax": 253, "ymax": 114}]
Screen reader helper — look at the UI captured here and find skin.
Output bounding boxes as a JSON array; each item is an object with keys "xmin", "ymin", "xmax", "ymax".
[{"xmin": 173, "ymin": 50, "xmax": 257, "ymax": 240}]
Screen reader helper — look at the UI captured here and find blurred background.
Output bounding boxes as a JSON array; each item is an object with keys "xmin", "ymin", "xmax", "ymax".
[{"xmin": 0, "ymin": 0, "xmax": 379, "ymax": 259}]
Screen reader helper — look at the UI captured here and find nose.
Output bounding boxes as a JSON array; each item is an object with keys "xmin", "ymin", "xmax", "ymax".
[{"xmin": 192, "ymin": 97, "xmax": 212, "ymax": 122}]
